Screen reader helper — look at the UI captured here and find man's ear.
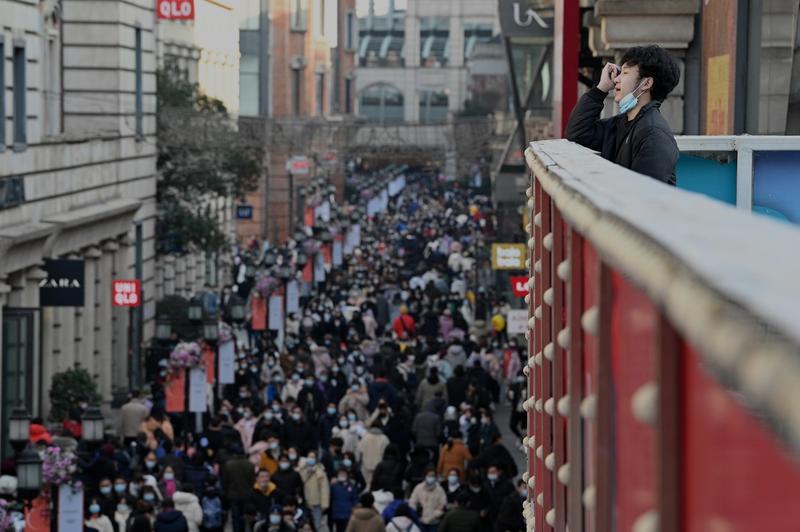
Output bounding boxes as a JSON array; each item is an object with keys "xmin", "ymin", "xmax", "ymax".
[{"xmin": 643, "ymin": 77, "xmax": 654, "ymax": 92}]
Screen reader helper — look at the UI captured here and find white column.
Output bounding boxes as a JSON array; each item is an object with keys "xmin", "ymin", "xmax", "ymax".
[
  {"xmin": 164, "ymin": 256, "xmax": 176, "ymax": 296},
  {"xmin": 175, "ymin": 255, "xmax": 187, "ymax": 296},
  {"xmin": 155, "ymin": 260, "xmax": 164, "ymax": 301},
  {"xmin": 196, "ymin": 250, "xmax": 207, "ymax": 288},
  {"xmin": 185, "ymin": 252, "xmax": 196, "ymax": 296},
  {"xmin": 112, "ymin": 242, "xmax": 131, "ymax": 397},
  {"xmin": 96, "ymin": 242, "xmax": 117, "ymax": 406},
  {"xmin": 80, "ymin": 248, "xmax": 101, "ymax": 374}
]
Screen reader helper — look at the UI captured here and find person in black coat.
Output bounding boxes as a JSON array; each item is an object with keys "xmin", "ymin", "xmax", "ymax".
[
  {"xmin": 271, "ymin": 455, "xmax": 304, "ymax": 502},
  {"xmin": 483, "ymin": 465, "xmax": 515, "ymax": 522},
  {"xmin": 282, "ymin": 408, "xmax": 318, "ymax": 455},
  {"xmin": 494, "ymin": 480, "xmax": 527, "ymax": 532},
  {"xmin": 565, "ymin": 45, "xmax": 681, "ymax": 185},
  {"xmin": 153, "ymin": 498, "xmax": 189, "ymax": 532}
]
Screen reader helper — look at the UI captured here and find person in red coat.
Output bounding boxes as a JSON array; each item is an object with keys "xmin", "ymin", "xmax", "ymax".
[{"xmin": 392, "ymin": 305, "xmax": 416, "ymax": 340}]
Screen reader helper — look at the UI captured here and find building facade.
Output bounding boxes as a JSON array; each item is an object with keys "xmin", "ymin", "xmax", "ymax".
[
  {"xmin": 355, "ymin": 0, "xmax": 500, "ymax": 124},
  {"xmin": 0, "ymin": 0, "xmax": 157, "ymax": 435}
]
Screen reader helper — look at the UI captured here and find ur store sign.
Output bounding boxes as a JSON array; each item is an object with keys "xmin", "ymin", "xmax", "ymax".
[
  {"xmin": 157, "ymin": 0, "xmax": 194, "ymax": 20},
  {"xmin": 511, "ymin": 276, "xmax": 529, "ymax": 298}
]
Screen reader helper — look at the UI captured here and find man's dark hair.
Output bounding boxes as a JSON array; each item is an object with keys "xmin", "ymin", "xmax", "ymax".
[
  {"xmin": 620, "ymin": 44, "xmax": 680, "ymax": 102},
  {"xmin": 161, "ymin": 498, "xmax": 175, "ymax": 510},
  {"xmin": 359, "ymin": 492, "xmax": 375, "ymax": 508}
]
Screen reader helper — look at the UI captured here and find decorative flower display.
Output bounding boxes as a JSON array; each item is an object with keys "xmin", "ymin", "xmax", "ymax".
[
  {"xmin": 41, "ymin": 446, "xmax": 78, "ymax": 489},
  {"xmin": 256, "ymin": 275, "xmax": 279, "ymax": 298},
  {"xmin": 0, "ymin": 499, "xmax": 13, "ymax": 531},
  {"xmin": 168, "ymin": 342, "xmax": 203, "ymax": 370},
  {"xmin": 218, "ymin": 322, "xmax": 234, "ymax": 343}
]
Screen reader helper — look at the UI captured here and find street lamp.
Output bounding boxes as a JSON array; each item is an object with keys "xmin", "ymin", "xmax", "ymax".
[
  {"xmin": 156, "ymin": 317, "xmax": 172, "ymax": 341},
  {"xmin": 188, "ymin": 297, "xmax": 204, "ymax": 323},
  {"xmin": 8, "ymin": 406, "xmax": 31, "ymax": 453},
  {"xmin": 229, "ymin": 294, "xmax": 246, "ymax": 323},
  {"xmin": 15, "ymin": 445, "xmax": 42, "ymax": 503},
  {"xmin": 203, "ymin": 320, "xmax": 219, "ymax": 342},
  {"xmin": 81, "ymin": 406, "xmax": 105, "ymax": 445}
]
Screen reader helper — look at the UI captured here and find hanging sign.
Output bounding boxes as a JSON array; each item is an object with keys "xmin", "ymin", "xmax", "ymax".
[
  {"xmin": 165, "ymin": 371, "xmax": 186, "ymax": 413},
  {"xmin": 268, "ymin": 295, "xmax": 283, "ymax": 331},
  {"xmin": 511, "ymin": 276, "xmax": 529, "ymax": 297},
  {"xmin": 491, "ymin": 243, "xmax": 527, "ymax": 270},
  {"xmin": 314, "ymin": 253, "xmax": 326, "ymax": 282},
  {"xmin": 202, "ymin": 345, "xmax": 216, "ymax": 384},
  {"xmin": 507, "ymin": 309, "xmax": 529, "ymax": 335},
  {"xmin": 218, "ymin": 341, "xmax": 236, "ymax": 384},
  {"xmin": 40, "ymin": 259, "xmax": 84, "ymax": 306},
  {"xmin": 58, "ymin": 484, "xmax": 84, "ymax": 531},
  {"xmin": 332, "ymin": 239, "xmax": 343, "ymax": 267},
  {"xmin": 112, "ymin": 280, "xmax": 141, "ymax": 307},
  {"xmin": 157, "ymin": 0, "xmax": 194, "ymax": 19}
]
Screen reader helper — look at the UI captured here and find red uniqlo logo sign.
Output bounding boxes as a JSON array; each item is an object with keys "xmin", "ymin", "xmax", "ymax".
[
  {"xmin": 157, "ymin": 0, "xmax": 194, "ymax": 20},
  {"xmin": 113, "ymin": 280, "xmax": 141, "ymax": 307},
  {"xmin": 511, "ymin": 276, "xmax": 529, "ymax": 298}
]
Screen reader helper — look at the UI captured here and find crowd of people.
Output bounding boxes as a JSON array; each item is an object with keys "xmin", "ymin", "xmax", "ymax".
[{"xmin": 8, "ymin": 172, "xmax": 530, "ymax": 532}]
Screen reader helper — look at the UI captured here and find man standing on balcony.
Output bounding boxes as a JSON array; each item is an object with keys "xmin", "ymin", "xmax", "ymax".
[{"xmin": 565, "ymin": 44, "xmax": 681, "ymax": 185}]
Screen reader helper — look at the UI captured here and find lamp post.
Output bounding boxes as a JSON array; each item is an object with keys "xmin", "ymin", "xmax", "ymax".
[
  {"xmin": 188, "ymin": 297, "xmax": 203, "ymax": 323},
  {"xmin": 8, "ymin": 405, "xmax": 31, "ymax": 454},
  {"xmin": 228, "ymin": 294, "xmax": 246, "ymax": 323},
  {"xmin": 15, "ymin": 445, "xmax": 42, "ymax": 505},
  {"xmin": 155, "ymin": 317, "xmax": 172, "ymax": 341}
]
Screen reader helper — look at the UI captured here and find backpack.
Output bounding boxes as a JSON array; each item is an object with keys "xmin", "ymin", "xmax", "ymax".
[{"xmin": 201, "ymin": 495, "xmax": 224, "ymax": 528}]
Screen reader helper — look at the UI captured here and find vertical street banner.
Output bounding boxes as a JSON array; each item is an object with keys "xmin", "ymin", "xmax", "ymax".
[
  {"xmin": 303, "ymin": 260, "xmax": 314, "ymax": 283},
  {"xmin": 58, "ymin": 484, "xmax": 84, "ymax": 531},
  {"xmin": 314, "ymin": 253, "xmax": 326, "ymax": 282},
  {"xmin": 188, "ymin": 367, "xmax": 207, "ymax": 413},
  {"xmin": 304, "ymin": 207, "xmax": 315, "ymax": 228},
  {"xmin": 352, "ymin": 224, "xmax": 361, "ymax": 247},
  {"xmin": 251, "ymin": 296, "xmax": 267, "ymax": 331},
  {"xmin": 286, "ymin": 280, "xmax": 300, "ymax": 313},
  {"xmin": 218, "ymin": 341, "xmax": 236, "ymax": 384},
  {"xmin": 322, "ymin": 244, "xmax": 332, "ymax": 267},
  {"xmin": 202, "ymin": 345, "xmax": 216, "ymax": 384},
  {"xmin": 332, "ymin": 238, "xmax": 343, "ymax": 267},
  {"xmin": 165, "ymin": 371, "xmax": 186, "ymax": 413},
  {"xmin": 268, "ymin": 295, "xmax": 283, "ymax": 331}
]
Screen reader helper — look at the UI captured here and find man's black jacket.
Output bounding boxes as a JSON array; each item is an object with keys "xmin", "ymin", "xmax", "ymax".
[{"xmin": 565, "ymin": 86, "xmax": 679, "ymax": 185}]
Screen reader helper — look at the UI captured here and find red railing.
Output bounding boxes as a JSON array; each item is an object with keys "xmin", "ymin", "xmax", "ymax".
[{"xmin": 522, "ymin": 140, "xmax": 800, "ymax": 532}]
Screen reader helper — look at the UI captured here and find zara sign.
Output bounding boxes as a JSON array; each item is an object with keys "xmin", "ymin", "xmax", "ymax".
[{"xmin": 39, "ymin": 259, "xmax": 85, "ymax": 307}]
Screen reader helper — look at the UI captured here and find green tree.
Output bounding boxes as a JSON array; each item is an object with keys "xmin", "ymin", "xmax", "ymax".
[
  {"xmin": 156, "ymin": 62, "xmax": 264, "ymax": 255},
  {"xmin": 49, "ymin": 367, "xmax": 102, "ymax": 422}
]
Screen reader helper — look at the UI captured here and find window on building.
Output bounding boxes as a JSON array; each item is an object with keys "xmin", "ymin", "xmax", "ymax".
[
  {"xmin": 315, "ymin": 72, "xmax": 325, "ymax": 115},
  {"xmin": 316, "ymin": 0, "xmax": 325, "ymax": 37},
  {"xmin": 292, "ymin": 68, "xmax": 302, "ymax": 116},
  {"xmin": 345, "ymin": 78, "xmax": 353, "ymax": 114},
  {"xmin": 291, "ymin": 0, "xmax": 308, "ymax": 31},
  {"xmin": 346, "ymin": 11, "xmax": 356, "ymax": 49},
  {"xmin": 240, "ymin": 53, "xmax": 260, "ymax": 116},
  {"xmin": 419, "ymin": 89, "xmax": 448, "ymax": 124},
  {"xmin": 44, "ymin": 34, "xmax": 61, "ymax": 136},
  {"xmin": 464, "ymin": 23, "xmax": 493, "ymax": 60},
  {"xmin": 359, "ymin": 83, "xmax": 403, "ymax": 123},
  {"xmin": 420, "ymin": 17, "xmax": 448, "ymax": 68},
  {"xmin": 0, "ymin": 38, "xmax": 5, "ymax": 150},
  {"xmin": 2, "ymin": 310, "xmax": 34, "ymax": 460},
  {"xmin": 240, "ymin": 0, "xmax": 261, "ymax": 30},
  {"xmin": 135, "ymin": 28, "xmax": 143, "ymax": 138},
  {"xmin": 12, "ymin": 42, "xmax": 26, "ymax": 150}
]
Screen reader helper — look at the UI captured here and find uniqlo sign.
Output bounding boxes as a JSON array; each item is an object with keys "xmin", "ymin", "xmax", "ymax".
[
  {"xmin": 157, "ymin": 0, "xmax": 194, "ymax": 20},
  {"xmin": 113, "ymin": 280, "xmax": 141, "ymax": 307},
  {"xmin": 511, "ymin": 276, "xmax": 529, "ymax": 298}
]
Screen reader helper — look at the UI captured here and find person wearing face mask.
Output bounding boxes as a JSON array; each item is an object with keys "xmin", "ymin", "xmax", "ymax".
[
  {"xmin": 142, "ymin": 451, "xmax": 161, "ymax": 476},
  {"xmin": 281, "ymin": 374, "xmax": 304, "ymax": 402},
  {"xmin": 338, "ymin": 383, "xmax": 369, "ymax": 421},
  {"xmin": 319, "ymin": 403, "xmax": 340, "ymax": 449},
  {"xmin": 296, "ymin": 375, "xmax": 323, "ymax": 424},
  {"xmin": 246, "ymin": 469, "xmax": 280, "ymax": 526},
  {"xmin": 114, "ymin": 495, "xmax": 134, "ymax": 532},
  {"xmin": 257, "ymin": 435, "xmax": 282, "ymax": 475},
  {"xmin": 565, "ymin": 45, "xmax": 681, "ymax": 185},
  {"xmin": 223, "ymin": 444, "xmax": 256, "ymax": 532},
  {"xmin": 282, "ymin": 408, "xmax": 318, "ymax": 455},
  {"xmin": 440, "ymin": 468, "xmax": 465, "ymax": 509},
  {"xmin": 271, "ymin": 454, "xmax": 304, "ymax": 501},
  {"xmin": 299, "ymin": 452, "xmax": 330, "ymax": 531},
  {"xmin": 87, "ymin": 496, "xmax": 116, "ymax": 532},
  {"xmin": 482, "ymin": 465, "xmax": 514, "ymax": 523},
  {"xmin": 159, "ymin": 466, "xmax": 178, "ymax": 500},
  {"xmin": 408, "ymin": 468, "xmax": 447, "ymax": 532},
  {"xmin": 234, "ymin": 406, "xmax": 257, "ymax": 453},
  {"xmin": 96, "ymin": 477, "xmax": 118, "ymax": 524},
  {"xmin": 330, "ymin": 467, "xmax": 359, "ymax": 532},
  {"xmin": 356, "ymin": 421, "xmax": 389, "ymax": 487}
]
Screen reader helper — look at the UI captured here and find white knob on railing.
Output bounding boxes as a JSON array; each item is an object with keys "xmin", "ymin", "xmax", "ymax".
[
  {"xmin": 546, "ymin": 509, "xmax": 556, "ymax": 527},
  {"xmin": 534, "ymin": 352, "xmax": 543, "ymax": 366},
  {"xmin": 534, "ymin": 399, "xmax": 543, "ymax": 412},
  {"xmin": 557, "ymin": 463, "xmax": 570, "ymax": 485},
  {"xmin": 527, "ymin": 277, "xmax": 536, "ymax": 290},
  {"xmin": 524, "ymin": 293, "xmax": 531, "ymax": 305},
  {"xmin": 534, "ymin": 212, "xmax": 542, "ymax": 227},
  {"xmin": 527, "ymin": 198, "xmax": 534, "ymax": 210},
  {"xmin": 631, "ymin": 381, "xmax": 658, "ymax": 427},
  {"xmin": 525, "ymin": 330, "xmax": 530, "ymax": 341},
  {"xmin": 557, "ymin": 395, "xmax": 570, "ymax": 417},
  {"xmin": 535, "ymin": 445, "xmax": 543, "ymax": 460},
  {"xmin": 527, "ymin": 237, "xmax": 536, "ymax": 250},
  {"xmin": 581, "ymin": 307, "xmax": 599, "ymax": 335},
  {"xmin": 522, "ymin": 437, "xmax": 529, "ymax": 448},
  {"xmin": 526, "ymin": 223, "xmax": 533, "ymax": 234},
  {"xmin": 525, "ymin": 258, "xmax": 531, "ymax": 270},
  {"xmin": 544, "ymin": 453, "xmax": 555, "ymax": 471},
  {"xmin": 523, "ymin": 365, "xmax": 530, "ymax": 376},
  {"xmin": 527, "ymin": 475, "xmax": 536, "ymax": 489},
  {"xmin": 543, "ymin": 233, "xmax": 553, "ymax": 251},
  {"xmin": 543, "ymin": 342, "xmax": 554, "ymax": 361},
  {"xmin": 534, "ymin": 305, "xmax": 542, "ymax": 319},
  {"xmin": 528, "ymin": 317, "xmax": 536, "ymax": 330},
  {"xmin": 526, "ymin": 186, "xmax": 533, "ymax": 198},
  {"xmin": 557, "ymin": 260, "xmax": 571, "ymax": 281},
  {"xmin": 536, "ymin": 493, "xmax": 544, "ymax": 507},
  {"xmin": 544, "ymin": 398, "xmax": 554, "ymax": 416},
  {"xmin": 528, "ymin": 357, "xmax": 537, "ymax": 369},
  {"xmin": 632, "ymin": 510, "xmax": 659, "ymax": 532},
  {"xmin": 557, "ymin": 327, "xmax": 570, "ymax": 349},
  {"xmin": 534, "ymin": 259, "xmax": 542, "ymax": 273},
  {"xmin": 583, "ymin": 485, "xmax": 596, "ymax": 510},
  {"xmin": 527, "ymin": 436, "xmax": 536, "ymax": 449},
  {"xmin": 543, "ymin": 288, "xmax": 553, "ymax": 306},
  {"xmin": 580, "ymin": 394, "xmax": 598, "ymax": 421}
]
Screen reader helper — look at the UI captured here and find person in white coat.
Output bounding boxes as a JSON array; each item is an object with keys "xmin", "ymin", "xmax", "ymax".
[{"xmin": 173, "ymin": 487, "xmax": 204, "ymax": 532}]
